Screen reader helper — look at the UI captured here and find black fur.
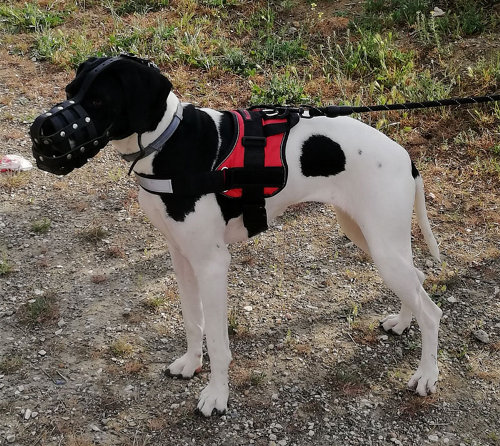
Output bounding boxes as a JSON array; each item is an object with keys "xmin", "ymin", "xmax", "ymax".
[
  {"xmin": 153, "ymin": 107, "xmax": 246, "ymax": 223},
  {"xmin": 411, "ymin": 161, "xmax": 420, "ymax": 178},
  {"xmin": 66, "ymin": 57, "xmax": 171, "ymax": 140},
  {"xmin": 300, "ymin": 135, "xmax": 346, "ymax": 177}
]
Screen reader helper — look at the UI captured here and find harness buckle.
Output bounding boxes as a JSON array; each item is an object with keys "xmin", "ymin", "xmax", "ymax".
[{"xmin": 241, "ymin": 136, "xmax": 266, "ymax": 148}]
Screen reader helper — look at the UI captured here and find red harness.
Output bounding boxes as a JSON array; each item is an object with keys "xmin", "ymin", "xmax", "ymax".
[
  {"xmin": 135, "ymin": 107, "xmax": 298, "ymax": 237},
  {"xmin": 216, "ymin": 109, "xmax": 290, "ymax": 198}
]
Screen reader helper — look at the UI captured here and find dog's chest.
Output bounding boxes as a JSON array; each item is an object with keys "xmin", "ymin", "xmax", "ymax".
[{"xmin": 148, "ymin": 106, "xmax": 297, "ymax": 236}]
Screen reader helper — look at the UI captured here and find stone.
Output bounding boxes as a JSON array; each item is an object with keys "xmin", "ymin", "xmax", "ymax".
[{"xmin": 473, "ymin": 329, "xmax": 490, "ymax": 344}]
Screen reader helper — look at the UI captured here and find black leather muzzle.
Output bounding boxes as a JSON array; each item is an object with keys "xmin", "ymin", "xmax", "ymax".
[
  {"xmin": 30, "ymin": 99, "xmax": 110, "ymax": 175},
  {"xmin": 30, "ymin": 54, "xmax": 159, "ymax": 175}
]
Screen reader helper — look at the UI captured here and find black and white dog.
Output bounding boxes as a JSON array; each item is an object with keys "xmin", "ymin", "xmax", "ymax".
[{"xmin": 31, "ymin": 56, "xmax": 442, "ymax": 417}]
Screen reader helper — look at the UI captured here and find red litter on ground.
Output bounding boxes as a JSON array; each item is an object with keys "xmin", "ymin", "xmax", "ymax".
[{"xmin": 0, "ymin": 154, "xmax": 33, "ymax": 173}]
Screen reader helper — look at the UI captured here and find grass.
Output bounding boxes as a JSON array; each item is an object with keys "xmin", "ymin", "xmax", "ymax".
[
  {"xmin": 30, "ymin": 217, "xmax": 51, "ymax": 234},
  {"xmin": 17, "ymin": 292, "xmax": 59, "ymax": 326},
  {"xmin": 0, "ymin": 2, "xmax": 65, "ymax": 33},
  {"xmin": 0, "ymin": 253, "xmax": 13, "ymax": 275},
  {"xmin": 78, "ymin": 225, "xmax": 108, "ymax": 243},
  {"xmin": 109, "ymin": 338, "xmax": 134, "ymax": 357},
  {"xmin": 0, "ymin": 354, "xmax": 23, "ymax": 374}
]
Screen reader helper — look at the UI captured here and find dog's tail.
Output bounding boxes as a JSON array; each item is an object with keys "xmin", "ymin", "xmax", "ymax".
[{"xmin": 414, "ymin": 167, "xmax": 440, "ymax": 262}]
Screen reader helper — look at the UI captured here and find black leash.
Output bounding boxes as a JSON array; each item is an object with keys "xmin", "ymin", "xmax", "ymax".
[{"xmin": 251, "ymin": 94, "xmax": 500, "ymax": 118}]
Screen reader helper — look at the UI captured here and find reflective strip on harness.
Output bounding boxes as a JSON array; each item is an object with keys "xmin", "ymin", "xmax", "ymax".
[{"xmin": 136, "ymin": 176, "xmax": 173, "ymax": 193}]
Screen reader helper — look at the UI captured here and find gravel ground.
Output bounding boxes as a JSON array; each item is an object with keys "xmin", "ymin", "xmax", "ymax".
[{"xmin": 1, "ymin": 52, "xmax": 499, "ymax": 446}]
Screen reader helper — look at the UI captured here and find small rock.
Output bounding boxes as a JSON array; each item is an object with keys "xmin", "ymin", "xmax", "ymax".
[
  {"xmin": 269, "ymin": 434, "xmax": 277, "ymax": 441},
  {"xmin": 428, "ymin": 434, "xmax": 439, "ymax": 442},
  {"xmin": 447, "ymin": 296, "xmax": 457, "ymax": 303},
  {"xmin": 6, "ymin": 434, "xmax": 15, "ymax": 443},
  {"xmin": 89, "ymin": 424, "xmax": 101, "ymax": 432},
  {"xmin": 473, "ymin": 329, "xmax": 489, "ymax": 344},
  {"xmin": 272, "ymin": 393, "xmax": 279, "ymax": 400},
  {"xmin": 243, "ymin": 306, "xmax": 253, "ymax": 312},
  {"xmin": 24, "ymin": 408, "xmax": 32, "ymax": 420},
  {"xmin": 38, "ymin": 349, "xmax": 46, "ymax": 356},
  {"xmin": 31, "ymin": 411, "xmax": 38, "ymax": 418},
  {"xmin": 431, "ymin": 7, "xmax": 445, "ymax": 16}
]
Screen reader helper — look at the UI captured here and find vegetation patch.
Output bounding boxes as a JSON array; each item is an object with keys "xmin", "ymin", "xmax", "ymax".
[{"xmin": 17, "ymin": 292, "xmax": 59, "ymax": 326}]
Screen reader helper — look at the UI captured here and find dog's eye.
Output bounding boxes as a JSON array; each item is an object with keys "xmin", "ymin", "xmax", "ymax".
[{"xmin": 90, "ymin": 98, "xmax": 103, "ymax": 108}]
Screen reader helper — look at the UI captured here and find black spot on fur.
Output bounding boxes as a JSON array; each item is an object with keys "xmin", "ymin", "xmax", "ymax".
[
  {"xmin": 300, "ymin": 135, "xmax": 345, "ymax": 177},
  {"xmin": 411, "ymin": 161, "xmax": 420, "ymax": 178}
]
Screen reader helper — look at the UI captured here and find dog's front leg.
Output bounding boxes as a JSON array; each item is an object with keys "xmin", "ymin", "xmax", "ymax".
[
  {"xmin": 166, "ymin": 246, "xmax": 204, "ymax": 378},
  {"xmin": 190, "ymin": 244, "xmax": 232, "ymax": 417}
]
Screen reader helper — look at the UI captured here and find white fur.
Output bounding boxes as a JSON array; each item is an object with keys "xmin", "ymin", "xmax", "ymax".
[{"xmin": 113, "ymin": 92, "xmax": 442, "ymax": 416}]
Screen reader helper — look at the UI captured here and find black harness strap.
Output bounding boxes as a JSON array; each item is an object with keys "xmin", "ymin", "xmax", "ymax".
[{"xmin": 239, "ymin": 110, "xmax": 268, "ymax": 237}]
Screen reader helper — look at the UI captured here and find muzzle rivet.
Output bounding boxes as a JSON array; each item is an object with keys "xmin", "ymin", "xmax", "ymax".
[
  {"xmin": 45, "ymin": 112, "xmax": 52, "ymax": 116},
  {"xmin": 60, "ymin": 131, "xmax": 66, "ymax": 137},
  {"xmin": 43, "ymin": 140, "xmax": 50, "ymax": 145},
  {"xmin": 93, "ymin": 140, "xmax": 99, "ymax": 146},
  {"xmin": 34, "ymin": 138, "xmax": 39, "ymax": 143},
  {"xmin": 73, "ymin": 124, "xmax": 78, "ymax": 129},
  {"xmin": 39, "ymin": 156, "xmax": 44, "ymax": 161},
  {"xmin": 80, "ymin": 147, "xmax": 86, "ymax": 152},
  {"xmin": 69, "ymin": 100, "xmax": 75, "ymax": 104},
  {"xmin": 67, "ymin": 154, "xmax": 72, "ymax": 159},
  {"xmin": 85, "ymin": 117, "xmax": 91, "ymax": 123},
  {"xmin": 57, "ymin": 106, "xmax": 63, "ymax": 110}
]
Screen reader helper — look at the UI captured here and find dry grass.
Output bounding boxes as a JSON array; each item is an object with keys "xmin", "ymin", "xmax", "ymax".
[{"xmin": 17, "ymin": 291, "xmax": 59, "ymax": 326}]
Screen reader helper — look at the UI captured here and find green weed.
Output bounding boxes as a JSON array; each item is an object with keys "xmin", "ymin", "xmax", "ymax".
[
  {"xmin": 31, "ymin": 217, "xmax": 51, "ymax": 234},
  {"xmin": 250, "ymin": 71, "xmax": 310, "ymax": 105},
  {"xmin": 0, "ymin": 254, "xmax": 12, "ymax": 275},
  {"xmin": 256, "ymin": 34, "xmax": 308, "ymax": 67},
  {"xmin": 107, "ymin": 0, "xmax": 169, "ymax": 16},
  {"xmin": 220, "ymin": 46, "xmax": 255, "ymax": 75},
  {"xmin": 0, "ymin": 2, "xmax": 65, "ymax": 33},
  {"xmin": 17, "ymin": 293, "xmax": 59, "ymax": 326}
]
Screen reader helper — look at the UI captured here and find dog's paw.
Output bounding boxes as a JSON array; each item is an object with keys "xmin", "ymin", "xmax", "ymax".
[
  {"xmin": 408, "ymin": 366, "xmax": 439, "ymax": 396},
  {"xmin": 165, "ymin": 353, "xmax": 202, "ymax": 379},
  {"xmin": 196, "ymin": 381, "xmax": 229, "ymax": 417},
  {"xmin": 380, "ymin": 314, "xmax": 411, "ymax": 335}
]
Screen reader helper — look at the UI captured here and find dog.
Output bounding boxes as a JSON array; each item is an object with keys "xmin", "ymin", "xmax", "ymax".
[{"xmin": 30, "ymin": 55, "xmax": 442, "ymax": 417}]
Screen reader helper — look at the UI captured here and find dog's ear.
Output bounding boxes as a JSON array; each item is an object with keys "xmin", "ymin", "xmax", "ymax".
[
  {"xmin": 110, "ymin": 59, "xmax": 173, "ymax": 134},
  {"xmin": 65, "ymin": 57, "xmax": 107, "ymax": 98}
]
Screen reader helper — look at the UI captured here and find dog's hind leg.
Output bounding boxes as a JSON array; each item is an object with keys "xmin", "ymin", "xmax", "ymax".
[
  {"xmin": 366, "ymin": 232, "xmax": 442, "ymax": 395},
  {"xmin": 334, "ymin": 207, "xmax": 371, "ymax": 256},
  {"xmin": 335, "ymin": 207, "xmax": 427, "ymax": 335},
  {"xmin": 165, "ymin": 246, "xmax": 204, "ymax": 379}
]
